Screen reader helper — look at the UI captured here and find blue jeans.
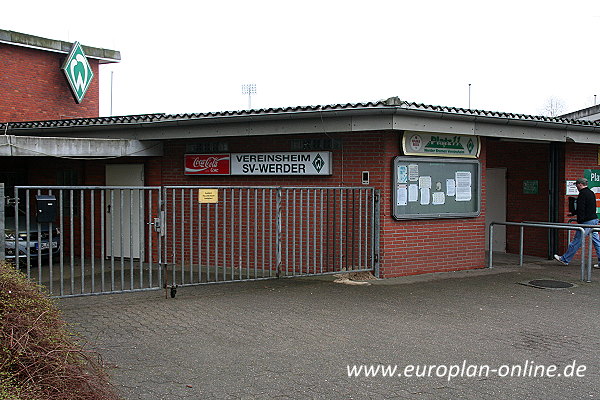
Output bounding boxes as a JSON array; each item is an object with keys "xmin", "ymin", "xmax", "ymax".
[{"xmin": 561, "ymin": 218, "xmax": 600, "ymax": 263}]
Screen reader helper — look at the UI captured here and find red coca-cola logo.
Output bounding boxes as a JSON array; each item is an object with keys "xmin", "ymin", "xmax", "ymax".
[
  {"xmin": 192, "ymin": 156, "xmax": 220, "ymax": 168},
  {"xmin": 184, "ymin": 154, "xmax": 230, "ymax": 175}
]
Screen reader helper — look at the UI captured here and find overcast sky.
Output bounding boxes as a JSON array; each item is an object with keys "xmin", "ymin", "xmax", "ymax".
[{"xmin": 3, "ymin": 0, "xmax": 600, "ymax": 117}]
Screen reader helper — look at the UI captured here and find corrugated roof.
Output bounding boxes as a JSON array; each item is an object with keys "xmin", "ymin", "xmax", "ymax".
[{"xmin": 2, "ymin": 98, "xmax": 599, "ymax": 132}]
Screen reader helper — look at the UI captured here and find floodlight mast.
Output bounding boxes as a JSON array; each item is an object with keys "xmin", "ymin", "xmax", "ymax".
[{"xmin": 242, "ymin": 84, "xmax": 256, "ymax": 109}]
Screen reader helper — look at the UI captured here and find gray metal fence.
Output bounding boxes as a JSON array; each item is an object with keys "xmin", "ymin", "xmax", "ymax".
[
  {"xmin": 162, "ymin": 186, "xmax": 379, "ymax": 288},
  {"xmin": 3, "ymin": 185, "xmax": 380, "ymax": 297},
  {"xmin": 8, "ymin": 186, "xmax": 162, "ymax": 297}
]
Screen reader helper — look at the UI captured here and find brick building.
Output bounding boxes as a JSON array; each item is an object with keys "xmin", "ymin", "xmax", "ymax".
[
  {"xmin": 3, "ymin": 29, "xmax": 600, "ymax": 290},
  {"xmin": 0, "ymin": 29, "xmax": 120, "ymax": 122}
]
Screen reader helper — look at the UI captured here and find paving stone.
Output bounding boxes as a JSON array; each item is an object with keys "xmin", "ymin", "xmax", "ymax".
[{"xmin": 59, "ymin": 256, "xmax": 600, "ymax": 399}]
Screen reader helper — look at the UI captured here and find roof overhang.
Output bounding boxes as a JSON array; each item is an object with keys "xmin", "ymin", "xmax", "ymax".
[
  {"xmin": 4, "ymin": 100, "xmax": 600, "ymax": 145},
  {"xmin": 0, "ymin": 29, "xmax": 120, "ymax": 64},
  {"xmin": 0, "ymin": 136, "xmax": 162, "ymax": 157}
]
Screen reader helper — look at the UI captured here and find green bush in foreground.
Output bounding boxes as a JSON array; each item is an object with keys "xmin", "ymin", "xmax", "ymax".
[{"xmin": 0, "ymin": 262, "xmax": 119, "ymax": 400}]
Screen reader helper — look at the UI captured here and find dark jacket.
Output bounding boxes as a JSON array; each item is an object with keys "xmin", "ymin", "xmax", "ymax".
[{"xmin": 576, "ymin": 187, "xmax": 598, "ymax": 223}]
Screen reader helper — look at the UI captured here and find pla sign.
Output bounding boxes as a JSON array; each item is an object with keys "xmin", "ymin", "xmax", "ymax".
[{"xmin": 583, "ymin": 170, "xmax": 600, "ymax": 213}]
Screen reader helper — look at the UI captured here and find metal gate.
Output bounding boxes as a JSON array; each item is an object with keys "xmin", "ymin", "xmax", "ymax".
[
  {"xmin": 4, "ymin": 185, "xmax": 379, "ymax": 297},
  {"xmin": 7, "ymin": 186, "xmax": 162, "ymax": 297},
  {"xmin": 162, "ymin": 186, "xmax": 379, "ymax": 288}
]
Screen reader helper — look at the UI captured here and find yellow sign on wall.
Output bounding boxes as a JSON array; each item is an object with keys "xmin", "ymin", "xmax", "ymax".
[{"xmin": 198, "ymin": 189, "xmax": 218, "ymax": 203}]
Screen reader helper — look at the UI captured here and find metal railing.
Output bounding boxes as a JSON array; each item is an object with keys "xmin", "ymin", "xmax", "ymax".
[
  {"xmin": 11, "ymin": 186, "xmax": 163, "ymax": 297},
  {"xmin": 161, "ymin": 186, "xmax": 380, "ymax": 288},
  {"xmin": 488, "ymin": 221, "xmax": 592, "ymax": 282}
]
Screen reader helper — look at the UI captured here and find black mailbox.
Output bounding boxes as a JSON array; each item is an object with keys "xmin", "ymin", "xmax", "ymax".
[
  {"xmin": 568, "ymin": 196, "xmax": 577, "ymax": 216},
  {"xmin": 36, "ymin": 195, "xmax": 57, "ymax": 223}
]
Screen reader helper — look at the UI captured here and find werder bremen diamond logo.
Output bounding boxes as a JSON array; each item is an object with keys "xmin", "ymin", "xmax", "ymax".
[
  {"xmin": 62, "ymin": 41, "xmax": 94, "ymax": 103},
  {"xmin": 312, "ymin": 154, "xmax": 325, "ymax": 173},
  {"xmin": 467, "ymin": 138, "xmax": 474, "ymax": 153}
]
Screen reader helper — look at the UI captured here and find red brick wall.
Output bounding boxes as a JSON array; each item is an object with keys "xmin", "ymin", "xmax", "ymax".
[
  {"xmin": 6, "ymin": 131, "xmax": 600, "ymax": 276},
  {"xmin": 557, "ymin": 143, "xmax": 600, "ymax": 258},
  {"xmin": 157, "ymin": 134, "xmax": 383, "ymax": 187},
  {"xmin": 376, "ymin": 134, "xmax": 487, "ymax": 277},
  {"xmin": 155, "ymin": 132, "xmax": 488, "ymax": 278},
  {"xmin": 0, "ymin": 43, "xmax": 99, "ymax": 122}
]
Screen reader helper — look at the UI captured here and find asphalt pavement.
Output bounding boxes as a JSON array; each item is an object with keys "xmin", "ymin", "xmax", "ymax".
[{"xmin": 58, "ymin": 254, "xmax": 600, "ymax": 399}]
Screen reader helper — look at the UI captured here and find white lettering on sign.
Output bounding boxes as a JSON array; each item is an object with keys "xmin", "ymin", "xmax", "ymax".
[
  {"xmin": 193, "ymin": 156, "xmax": 220, "ymax": 169},
  {"xmin": 235, "ymin": 154, "xmax": 311, "ymax": 163}
]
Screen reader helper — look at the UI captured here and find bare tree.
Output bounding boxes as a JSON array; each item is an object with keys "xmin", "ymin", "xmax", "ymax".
[{"xmin": 540, "ymin": 97, "xmax": 566, "ymax": 117}]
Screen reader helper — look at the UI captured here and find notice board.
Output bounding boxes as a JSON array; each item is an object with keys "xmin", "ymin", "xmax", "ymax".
[{"xmin": 393, "ymin": 156, "xmax": 481, "ymax": 220}]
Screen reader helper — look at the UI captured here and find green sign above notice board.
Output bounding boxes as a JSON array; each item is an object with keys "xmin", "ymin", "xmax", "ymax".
[
  {"xmin": 393, "ymin": 156, "xmax": 481, "ymax": 220},
  {"xmin": 402, "ymin": 132, "xmax": 480, "ymax": 158}
]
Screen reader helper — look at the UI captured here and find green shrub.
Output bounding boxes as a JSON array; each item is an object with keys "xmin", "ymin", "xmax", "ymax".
[{"xmin": 0, "ymin": 262, "xmax": 119, "ymax": 400}]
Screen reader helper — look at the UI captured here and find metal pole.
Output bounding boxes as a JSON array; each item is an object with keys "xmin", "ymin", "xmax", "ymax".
[
  {"xmin": 0, "ymin": 183, "xmax": 4, "ymax": 262},
  {"xmin": 580, "ymin": 227, "xmax": 586, "ymax": 282},
  {"xmin": 519, "ymin": 226, "xmax": 524, "ymax": 266},
  {"xmin": 468, "ymin": 83, "xmax": 471, "ymax": 109},
  {"xmin": 373, "ymin": 189, "xmax": 380, "ymax": 278},
  {"xmin": 488, "ymin": 223, "xmax": 494, "ymax": 269},
  {"xmin": 588, "ymin": 232, "xmax": 593, "ymax": 283},
  {"xmin": 276, "ymin": 188, "xmax": 282, "ymax": 277}
]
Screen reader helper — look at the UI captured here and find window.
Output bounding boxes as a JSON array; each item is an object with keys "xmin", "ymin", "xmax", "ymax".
[
  {"xmin": 186, "ymin": 142, "xmax": 229, "ymax": 153},
  {"xmin": 290, "ymin": 138, "xmax": 341, "ymax": 151}
]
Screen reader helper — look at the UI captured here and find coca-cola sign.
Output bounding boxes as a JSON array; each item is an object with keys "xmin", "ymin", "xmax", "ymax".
[{"xmin": 184, "ymin": 154, "xmax": 230, "ymax": 175}]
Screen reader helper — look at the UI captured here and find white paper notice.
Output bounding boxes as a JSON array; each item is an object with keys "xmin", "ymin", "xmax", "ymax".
[
  {"xmin": 455, "ymin": 171, "xmax": 472, "ymax": 202},
  {"xmin": 446, "ymin": 179, "xmax": 456, "ymax": 196},
  {"xmin": 408, "ymin": 164, "xmax": 419, "ymax": 181},
  {"xmin": 408, "ymin": 184, "xmax": 419, "ymax": 202},
  {"xmin": 420, "ymin": 188, "xmax": 430, "ymax": 205},
  {"xmin": 566, "ymin": 181, "xmax": 578, "ymax": 195},
  {"xmin": 397, "ymin": 185, "xmax": 408, "ymax": 206},
  {"xmin": 419, "ymin": 176, "xmax": 432, "ymax": 189},
  {"xmin": 432, "ymin": 192, "xmax": 445, "ymax": 205}
]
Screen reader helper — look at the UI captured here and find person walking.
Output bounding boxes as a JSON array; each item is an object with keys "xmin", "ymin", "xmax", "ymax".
[{"xmin": 554, "ymin": 177, "xmax": 600, "ymax": 268}]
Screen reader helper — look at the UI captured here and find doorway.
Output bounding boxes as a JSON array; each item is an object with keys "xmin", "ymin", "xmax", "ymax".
[
  {"xmin": 105, "ymin": 164, "xmax": 144, "ymax": 258},
  {"xmin": 486, "ymin": 168, "xmax": 507, "ymax": 252}
]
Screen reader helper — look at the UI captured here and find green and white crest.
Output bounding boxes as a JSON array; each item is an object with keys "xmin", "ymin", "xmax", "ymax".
[{"xmin": 62, "ymin": 41, "xmax": 94, "ymax": 103}]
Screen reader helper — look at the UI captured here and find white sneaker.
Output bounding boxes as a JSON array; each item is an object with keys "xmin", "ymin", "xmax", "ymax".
[
  {"xmin": 594, "ymin": 264, "xmax": 600, "ymax": 269},
  {"xmin": 554, "ymin": 254, "xmax": 568, "ymax": 265}
]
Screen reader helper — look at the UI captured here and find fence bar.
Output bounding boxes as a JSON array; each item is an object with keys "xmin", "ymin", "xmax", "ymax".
[
  {"xmin": 119, "ymin": 189, "xmax": 125, "ymax": 291},
  {"xmin": 489, "ymin": 221, "xmax": 589, "ymax": 282},
  {"xmin": 9, "ymin": 185, "xmax": 375, "ymax": 297},
  {"xmin": 215, "ymin": 198, "xmax": 219, "ymax": 282},
  {"xmin": 60, "ymin": 190, "xmax": 65, "ymax": 296},
  {"xmin": 223, "ymin": 189, "xmax": 227, "ymax": 281},
  {"xmin": 129, "ymin": 190, "xmax": 134, "ymax": 290},
  {"xmin": 189, "ymin": 189, "xmax": 194, "ymax": 283},
  {"xmin": 90, "ymin": 190, "xmax": 95, "ymax": 293},
  {"xmin": 0, "ymin": 184, "xmax": 3, "ymax": 263},
  {"xmin": 70, "ymin": 190, "xmax": 75, "ymax": 294},
  {"xmin": 100, "ymin": 191, "xmax": 105, "ymax": 293}
]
